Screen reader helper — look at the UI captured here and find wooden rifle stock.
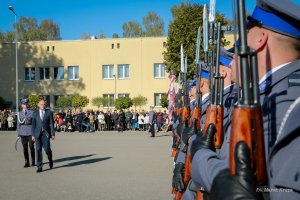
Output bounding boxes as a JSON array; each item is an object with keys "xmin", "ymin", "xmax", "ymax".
[
  {"xmin": 181, "ymin": 106, "xmax": 190, "ymax": 124},
  {"xmin": 202, "ymin": 105, "xmax": 224, "ymax": 148},
  {"xmin": 190, "ymin": 107, "xmax": 201, "ymax": 131},
  {"xmin": 229, "ymin": 107, "xmax": 267, "ymax": 184}
]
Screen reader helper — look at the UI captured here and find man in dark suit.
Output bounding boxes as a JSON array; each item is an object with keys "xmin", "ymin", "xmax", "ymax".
[
  {"xmin": 148, "ymin": 106, "xmax": 155, "ymax": 137},
  {"xmin": 31, "ymin": 99, "xmax": 55, "ymax": 173}
]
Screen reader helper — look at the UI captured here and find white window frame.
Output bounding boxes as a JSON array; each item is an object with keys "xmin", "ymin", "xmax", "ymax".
[
  {"xmin": 68, "ymin": 66, "xmax": 79, "ymax": 80},
  {"xmin": 102, "ymin": 65, "xmax": 114, "ymax": 80},
  {"xmin": 154, "ymin": 93, "xmax": 164, "ymax": 107},
  {"xmin": 54, "ymin": 66, "xmax": 64, "ymax": 80},
  {"xmin": 118, "ymin": 93, "xmax": 130, "ymax": 98},
  {"xmin": 117, "ymin": 64, "xmax": 129, "ymax": 79},
  {"xmin": 39, "ymin": 67, "xmax": 50, "ymax": 81},
  {"xmin": 103, "ymin": 94, "xmax": 115, "ymax": 108},
  {"xmin": 24, "ymin": 67, "xmax": 35, "ymax": 82},
  {"xmin": 154, "ymin": 63, "xmax": 166, "ymax": 79}
]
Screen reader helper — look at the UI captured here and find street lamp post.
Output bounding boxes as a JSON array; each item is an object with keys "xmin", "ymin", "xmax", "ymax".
[
  {"xmin": 8, "ymin": 6, "xmax": 19, "ymax": 111},
  {"xmin": 113, "ymin": 74, "xmax": 116, "ymax": 101}
]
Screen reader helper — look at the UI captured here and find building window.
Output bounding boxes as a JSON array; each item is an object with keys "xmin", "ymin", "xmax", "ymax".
[
  {"xmin": 42, "ymin": 95, "xmax": 50, "ymax": 107},
  {"xmin": 117, "ymin": 43, "xmax": 120, "ymax": 48},
  {"xmin": 68, "ymin": 66, "xmax": 79, "ymax": 80},
  {"xmin": 154, "ymin": 63, "xmax": 166, "ymax": 78},
  {"xmin": 47, "ymin": 46, "xmax": 50, "ymax": 51},
  {"xmin": 52, "ymin": 46, "xmax": 55, "ymax": 51},
  {"xmin": 54, "ymin": 66, "xmax": 64, "ymax": 80},
  {"xmin": 102, "ymin": 65, "xmax": 114, "ymax": 79},
  {"xmin": 103, "ymin": 94, "xmax": 115, "ymax": 108},
  {"xmin": 24, "ymin": 68, "xmax": 35, "ymax": 81},
  {"xmin": 118, "ymin": 93, "xmax": 129, "ymax": 98},
  {"xmin": 154, "ymin": 93, "xmax": 165, "ymax": 107},
  {"xmin": 118, "ymin": 64, "xmax": 129, "ymax": 79},
  {"xmin": 39, "ymin": 67, "xmax": 50, "ymax": 80},
  {"xmin": 111, "ymin": 44, "xmax": 114, "ymax": 49},
  {"xmin": 54, "ymin": 95, "xmax": 63, "ymax": 107}
]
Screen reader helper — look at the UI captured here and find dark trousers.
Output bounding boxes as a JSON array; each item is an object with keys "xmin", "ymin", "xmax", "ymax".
[
  {"xmin": 20, "ymin": 136, "xmax": 35, "ymax": 164},
  {"xmin": 35, "ymin": 133, "xmax": 52, "ymax": 169},
  {"xmin": 150, "ymin": 124, "xmax": 155, "ymax": 137}
]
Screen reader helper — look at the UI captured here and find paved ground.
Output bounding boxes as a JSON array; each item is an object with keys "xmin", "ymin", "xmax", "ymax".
[{"xmin": 0, "ymin": 131, "xmax": 174, "ymax": 200}]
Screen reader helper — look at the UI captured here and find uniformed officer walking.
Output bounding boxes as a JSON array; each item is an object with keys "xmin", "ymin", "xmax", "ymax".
[{"xmin": 16, "ymin": 98, "xmax": 35, "ymax": 168}]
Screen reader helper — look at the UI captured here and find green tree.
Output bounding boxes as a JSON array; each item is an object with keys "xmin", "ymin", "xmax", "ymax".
[
  {"xmin": 142, "ymin": 11, "xmax": 164, "ymax": 37},
  {"xmin": 160, "ymin": 95, "xmax": 169, "ymax": 108},
  {"xmin": 12, "ymin": 17, "xmax": 60, "ymax": 42},
  {"xmin": 112, "ymin": 33, "xmax": 119, "ymax": 38},
  {"xmin": 40, "ymin": 19, "xmax": 60, "ymax": 40},
  {"xmin": 27, "ymin": 94, "xmax": 43, "ymax": 109},
  {"xmin": 122, "ymin": 21, "xmax": 143, "ymax": 38},
  {"xmin": 56, "ymin": 96, "xmax": 72, "ymax": 109},
  {"xmin": 115, "ymin": 97, "xmax": 133, "ymax": 110},
  {"xmin": 72, "ymin": 95, "xmax": 89, "ymax": 110},
  {"xmin": 163, "ymin": 3, "xmax": 229, "ymax": 77},
  {"xmin": 97, "ymin": 32, "xmax": 106, "ymax": 39},
  {"xmin": 0, "ymin": 31, "xmax": 15, "ymax": 42},
  {"xmin": 132, "ymin": 95, "xmax": 147, "ymax": 110},
  {"xmin": 92, "ymin": 97, "xmax": 105, "ymax": 109}
]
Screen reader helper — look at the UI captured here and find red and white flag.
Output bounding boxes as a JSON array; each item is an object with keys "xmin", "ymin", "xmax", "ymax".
[{"xmin": 167, "ymin": 74, "xmax": 176, "ymax": 125}]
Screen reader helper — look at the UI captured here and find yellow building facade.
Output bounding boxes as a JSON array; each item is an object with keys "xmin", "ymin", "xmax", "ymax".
[
  {"xmin": 0, "ymin": 34, "xmax": 234, "ymax": 111},
  {"xmin": 0, "ymin": 37, "xmax": 169, "ymax": 110}
]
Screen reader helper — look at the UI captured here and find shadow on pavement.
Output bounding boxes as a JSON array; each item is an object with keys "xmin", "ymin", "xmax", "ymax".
[
  {"xmin": 44, "ymin": 154, "xmax": 96, "ymax": 164},
  {"xmin": 43, "ymin": 157, "xmax": 112, "ymax": 171}
]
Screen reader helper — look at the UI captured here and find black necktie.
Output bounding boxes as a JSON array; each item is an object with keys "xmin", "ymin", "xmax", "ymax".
[{"xmin": 24, "ymin": 109, "xmax": 27, "ymax": 115}]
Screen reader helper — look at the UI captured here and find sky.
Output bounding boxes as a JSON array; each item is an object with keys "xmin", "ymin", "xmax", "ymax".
[{"xmin": 0, "ymin": 0, "xmax": 278, "ymax": 40}]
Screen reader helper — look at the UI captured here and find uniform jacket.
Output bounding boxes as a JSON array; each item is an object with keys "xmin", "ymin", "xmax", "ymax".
[
  {"xmin": 17, "ymin": 109, "xmax": 34, "ymax": 136},
  {"xmin": 191, "ymin": 60, "xmax": 300, "ymax": 192}
]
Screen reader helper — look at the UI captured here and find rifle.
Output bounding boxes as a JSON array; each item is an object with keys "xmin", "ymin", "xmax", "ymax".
[
  {"xmin": 189, "ymin": 27, "xmax": 202, "ymax": 131},
  {"xmin": 171, "ymin": 90, "xmax": 183, "ymax": 157},
  {"xmin": 229, "ymin": 0, "xmax": 267, "ymax": 184},
  {"xmin": 174, "ymin": 52, "xmax": 191, "ymax": 200},
  {"xmin": 202, "ymin": 22, "xmax": 225, "ymax": 149}
]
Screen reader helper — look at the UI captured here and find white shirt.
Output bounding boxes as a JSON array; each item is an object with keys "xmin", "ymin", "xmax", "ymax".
[
  {"xmin": 259, "ymin": 62, "xmax": 291, "ymax": 85},
  {"xmin": 39, "ymin": 110, "xmax": 45, "ymax": 121},
  {"xmin": 202, "ymin": 92, "xmax": 210, "ymax": 102}
]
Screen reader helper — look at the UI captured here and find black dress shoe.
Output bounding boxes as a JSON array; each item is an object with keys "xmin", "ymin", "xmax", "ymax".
[
  {"xmin": 31, "ymin": 162, "xmax": 36, "ymax": 166},
  {"xmin": 36, "ymin": 168, "xmax": 42, "ymax": 173},
  {"xmin": 49, "ymin": 161, "xmax": 53, "ymax": 169},
  {"xmin": 24, "ymin": 163, "xmax": 30, "ymax": 168}
]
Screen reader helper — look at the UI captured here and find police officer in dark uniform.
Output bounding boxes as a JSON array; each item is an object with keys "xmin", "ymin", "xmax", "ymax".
[
  {"xmin": 190, "ymin": 0, "xmax": 300, "ymax": 199},
  {"xmin": 16, "ymin": 98, "xmax": 35, "ymax": 168}
]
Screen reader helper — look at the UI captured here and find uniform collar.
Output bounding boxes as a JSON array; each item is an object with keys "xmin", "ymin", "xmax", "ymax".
[
  {"xmin": 259, "ymin": 62, "xmax": 291, "ymax": 85},
  {"xmin": 259, "ymin": 60, "xmax": 300, "ymax": 94}
]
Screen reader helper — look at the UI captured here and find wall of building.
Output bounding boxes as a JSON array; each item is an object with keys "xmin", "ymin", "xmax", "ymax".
[
  {"xmin": 0, "ymin": 37, "xmax": 169, "ymax": 111},
  {"xmin": 0, "ymin": 34, "xmax": 234, "ymax": 111}
]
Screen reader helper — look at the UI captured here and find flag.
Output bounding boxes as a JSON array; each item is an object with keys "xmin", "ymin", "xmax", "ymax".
[{"xmin": 167, "ymin": 74, "xmax": 176, "ymax": 125}]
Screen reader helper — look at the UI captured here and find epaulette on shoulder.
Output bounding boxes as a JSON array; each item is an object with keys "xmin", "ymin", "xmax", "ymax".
[{"xmin": 288, "ymin": 71, "xmax": 300, "ymax": 87}]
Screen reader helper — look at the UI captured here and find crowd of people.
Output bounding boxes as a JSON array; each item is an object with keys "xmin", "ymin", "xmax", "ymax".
[
  {"xmin": 53, "ymin": 109, "xmax": 169, "ymax": 133},
  {"xmin": 0, "ymin": 109, "xmax": 17, "ymax": 131},
  {"xmin": 0, "ymin": 108, "xmax": 169, "ymax": 133}
]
